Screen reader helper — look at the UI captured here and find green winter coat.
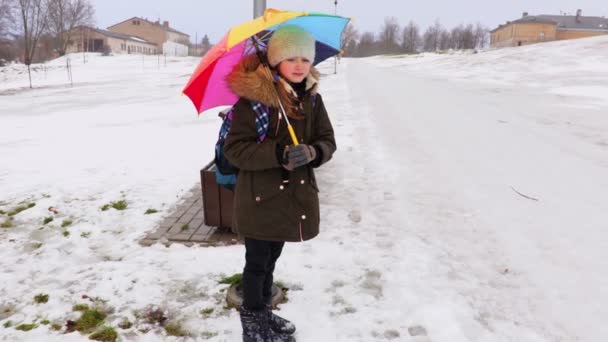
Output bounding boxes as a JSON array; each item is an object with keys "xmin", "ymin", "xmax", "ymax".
[{"xmin": 224, "ymin": 56, "xmax": 336, "ymax": 242}]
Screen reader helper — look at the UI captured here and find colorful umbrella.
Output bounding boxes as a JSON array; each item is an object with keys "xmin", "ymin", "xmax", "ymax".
[{"xmin": 182, "ymin": 8, "xmax": 351, "ymax": 115}]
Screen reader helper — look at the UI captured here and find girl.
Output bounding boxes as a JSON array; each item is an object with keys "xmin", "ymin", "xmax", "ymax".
[{"xmin": 224, "ymin": 25, "xmax": 336, "ymax": 342}]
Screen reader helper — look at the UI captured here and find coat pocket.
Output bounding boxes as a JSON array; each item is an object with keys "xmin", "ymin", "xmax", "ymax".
[{"xmin": 251, "ymin": 169, "xmax": 289, "ymax": 204}]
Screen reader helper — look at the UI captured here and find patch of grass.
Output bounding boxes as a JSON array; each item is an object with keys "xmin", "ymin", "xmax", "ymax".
[
  {"xmin": 89, "ymin": 326, "xmax": 117, "ymax": 342},
  {"xmin": 165, "ymin": 322, "xmax": 189, "ymax": 337},
  {"xmin": 101, "ymin": 200, "xmax": 128, "ymax": 211},
  {"xmin": 63, "ymin": 231, "xmax": 70, "ymax": 237},
  {"xmin": 15, "ymin": 323, "xmax": 38, "ymax": 331},
  {"xmin": 0, "ymin": 209, "xmax": 5, "ymax": 215},
  {"xmin": 34, "ymin": 293, "xmax": 49, "ymax": 304},
  {"xmin": 51, "ymin": 323, "xmax": 62, "ymax": 331},
  {"xmin": 73, "ymin": 304, "xmax": 90, "ymax": 312},
  {"xmin": 275, "ymin": 280, "xmax": 287, "ymax": 290},
  {"xmin": 200, "ymin": 307, "xmax": 214, "ymax": 316},
  {"xmin": 144, "ymin": 208, "xmax": 158, "ymax": 215},
  {"xmin": 40, "ymin": 320, "xmax": 50, "ymax": 325},
  {"xmin": 43, "ymin": 216, "xmax": 53, "ymax": 225},
  {"xmin": 180, "ymin": 224, "xmax": 189, "ymax": 231},
  {"xmin": 3, "ymin": 320, "xmax": 12, "ymax": 328},
  {"xmin": 218, "ymin": 273, "xmax": 242, "ymax": 286},
  {"xmin": 111, "ymin": 200, "xmax": 127, "ymax": 211},
  {"xmin": 61, "ymin": 219, "xmax": 73, "ymax": 227},
  {"xmin": 42, "ymin": 193, "xmax": 51, "ymax": 198},
  {"xmin": 75, "ymin": 308, "xmax": 107, "ymax": 333},
  {"xmin": 118, "ymin": 320, "xmax": 132, "ymax": 329},
  {"xmin": 201, "ymin": 331, "xmax": 219, "ymax": 339},
  {"xmin": 81, "ymin": 232, "xmax": 91, "ymax": 238},
  {"xmin": 33, "ymin": 242, "xmax": 43, "ymax": 249},
  {"xmin": 1, "ymin": 218, "xmax": 13, "ymax": 228},
  {"xmin": 140, "ymin": 306, "xmax": 167, "ymax": 325},
  {"xmin": 8, "ymin": 202, "xmax": 36, "ymax": 217}
]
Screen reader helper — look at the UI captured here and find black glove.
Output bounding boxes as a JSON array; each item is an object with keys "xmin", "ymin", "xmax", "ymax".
[{"xmin": 282, "ymin": 144, "xmax": 316, "ymax": 171}]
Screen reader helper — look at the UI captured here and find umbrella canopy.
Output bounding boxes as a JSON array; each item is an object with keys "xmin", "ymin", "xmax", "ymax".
[{"xmin": 183, "ymin": 9, "xmax": 350, "ymax": 114}]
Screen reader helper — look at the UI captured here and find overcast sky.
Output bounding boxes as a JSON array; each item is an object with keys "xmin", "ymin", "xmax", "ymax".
[{"xmin": 91, "ymin": 0, "xmax": 608, "ymax": 42}]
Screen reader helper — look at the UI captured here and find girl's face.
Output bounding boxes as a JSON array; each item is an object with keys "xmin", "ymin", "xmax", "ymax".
[{"xmin": 277, "ymin": 57, "xmax": 311, "ymax": 83}]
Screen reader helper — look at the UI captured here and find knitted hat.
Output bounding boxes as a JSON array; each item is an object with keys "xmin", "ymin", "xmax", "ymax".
[{"xmin": 267, "ymin": 25, "xmax": 316, "ymax": 67}]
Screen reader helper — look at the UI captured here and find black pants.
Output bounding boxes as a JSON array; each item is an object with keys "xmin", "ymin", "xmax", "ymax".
[{"xmin": 242, "ymin": 238, "xmax": 285, "ymax": 310}]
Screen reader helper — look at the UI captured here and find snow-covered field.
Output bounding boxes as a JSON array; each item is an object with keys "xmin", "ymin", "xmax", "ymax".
[{"xmin": 1, "ymin": 35, "xmax": 607, "ymax": 341}]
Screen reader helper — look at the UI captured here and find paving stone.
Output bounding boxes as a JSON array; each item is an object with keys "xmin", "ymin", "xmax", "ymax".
[{"xmin": 140, "ymin": 183, "xmax": 241, "ymax": 247}]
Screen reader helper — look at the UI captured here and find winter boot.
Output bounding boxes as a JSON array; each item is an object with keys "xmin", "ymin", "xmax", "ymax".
[
  {"xmin": 240, "ymin": 306, "xmax": 296, "ymax": 342},
  {"xmin": 266, "ymin": 304, "xmax": 296, "ymax": 335}
]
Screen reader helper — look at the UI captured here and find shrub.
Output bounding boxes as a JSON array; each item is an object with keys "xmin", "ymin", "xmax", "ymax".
[{"xmin": 34, "ymin": 293, "xmax": 49, "ymax": 304}]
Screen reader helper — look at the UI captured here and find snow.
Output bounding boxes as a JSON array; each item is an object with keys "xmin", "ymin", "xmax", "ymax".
[{"xmin": 1, "ymin": 35, "xmax": 608, "ymax": 341}]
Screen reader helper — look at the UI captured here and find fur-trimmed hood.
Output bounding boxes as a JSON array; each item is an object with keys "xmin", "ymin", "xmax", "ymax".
[{"xmin": 226, "ymin": 54, "xmax": 320, "ymax": 108}]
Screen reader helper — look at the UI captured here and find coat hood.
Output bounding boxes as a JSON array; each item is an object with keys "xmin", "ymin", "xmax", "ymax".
[{"xmin": 226, "ymin": 54, "xmax": 320, "ymax": 108}]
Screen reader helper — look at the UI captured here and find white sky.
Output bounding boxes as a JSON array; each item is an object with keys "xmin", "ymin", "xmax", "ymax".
[{"xmin": 91, "ymin": 0, "xmax": 608, "ymax": 42}]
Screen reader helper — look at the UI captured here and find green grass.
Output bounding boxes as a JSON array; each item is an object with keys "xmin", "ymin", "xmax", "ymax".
[
  {"xmin": 0, "ymin": 209, "xmax": 5, "ymax": 215},
  {"xmin": 51, "ymin": 323, "xmax": 62, "ymax": 331},
  {"xmin": 73, "ymin": 304, "xmax": 90, "ymax": 312},
  {"xmin": 61, "ymin": 219, "xmax": 73, "ymax": 227},
  {"xmin": 180, "ymin": 224, "xmax": 189, "ymax": 231},
  {"xmin": 7, "ymin": 202, "xmax": 36, "ymax": 217},
  {"xmin": 81, "ymin": 232, "xmax": 91, "ymax": 238},
  {"xmin": 200, "ymin": 307, "xmax": 214, "ymax": 316},
  {"xmin": 75, "ymin": 308, "xmax": 107, "ymax": 333},
  {"xmin": 43, "ymin": 216, "xmax": 54, "ymax": 224},
  {"xmin": 165, "ymin": 322, "xmax": 188, "ymax": 337},
  {"xmin": 118, "ymin": 320, "xmax": 132, "ymax": 329},
  {"xmin": 34, "ymin": 293, "xmax": 49, "ymax": 304},
  {"xmin": 218, "ymin": 273, "xmax": 242, "ymax": 286},
  {"xmin": 101, "ymin": 200, "xmax": 128, "ymax": 211},
  {"xmin": 3, "ymin": 320, "xmax": 12, "ymax": 328},
  {"xmin": 15, "ymin": 323, "xmax": 38, "ymax": 331},
  {"xmin": 63, "ymin": 231, "xmax": 70, "ymax": 237},
  {"xmin": 40, "ymin": 320, "xmax": 50, "ymax": 325},
  {"xmin": 33, "ymin": 242, "xmax": 43, "ymax": 249},
  {"xmin": 144, "ymin": 208, "xmax": 158, "ymax": 214},
  {"xmin": 89, "ymin": 326, "xmax": 117, "ymax": 342},
  {"xmin": 201, "ymin": 331, "xmax": 219, "ymax": 339},
  {"xmin": 1, "ymin": 218, "xmax": 13, "ymax": 228}
]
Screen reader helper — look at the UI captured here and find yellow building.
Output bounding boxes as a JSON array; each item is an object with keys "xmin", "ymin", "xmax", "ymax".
[
  {"xmin": 107, "ymin": 17, "xmax": 190, "ymax": 56},
  {"xmin": 491, "ymin": 10, "xmax": 608, "ymax": 48},
  {"xmin": 66, "ymin": 26, "xmax": 158, "ymax": 55}
]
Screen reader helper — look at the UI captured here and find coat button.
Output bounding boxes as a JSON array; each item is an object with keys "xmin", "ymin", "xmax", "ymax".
[
  {"xmin": 255, "ymin": 196, "xmax": 261, "ymax": 202},
  {"xmin": 301, "ymin": 215, "xmax": 306, "ymax": 220},
  {"xmin": 279, "ymin": 185, "xmax": 284, "ymax": 190},
  {"xmin": 300, "ymin": 179, "xmax": 305, "ymax": 184}
]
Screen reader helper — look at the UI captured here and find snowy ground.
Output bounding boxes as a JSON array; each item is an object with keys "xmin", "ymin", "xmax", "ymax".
[{"xmin": 1, "ymin": 35, "xmax": 608, "ymax": 341}]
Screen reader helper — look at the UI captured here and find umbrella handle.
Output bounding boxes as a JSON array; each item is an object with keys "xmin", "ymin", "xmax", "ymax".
[{"xmin": 287, "ymin": 125, "xmax": 299, "ymax": 146}]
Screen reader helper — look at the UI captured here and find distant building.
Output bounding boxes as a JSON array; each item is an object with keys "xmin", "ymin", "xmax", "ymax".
[
  {"xmin": 107, "ymin": 17, "xmax": 190, "ymax": 56},
  {"xmin": 491, "ymin": 9, "xmax": 608, "ymax": 48},
  {"xmin": 66, "ymin": 26, "xmax": 158, "ymax": 55}
]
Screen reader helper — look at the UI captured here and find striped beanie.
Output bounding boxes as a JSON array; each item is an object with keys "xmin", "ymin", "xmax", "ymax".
[{"xmin": 267, "ymin": 25, "xmax": 316, "ymax": 67}]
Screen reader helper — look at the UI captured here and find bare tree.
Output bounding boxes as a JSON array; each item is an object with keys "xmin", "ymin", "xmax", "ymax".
[
  {"xmin": 438, "ymin": 28, "xmax": 451, "ymax": 50},
  {"xmin": 378, "ymin": 16, "xmax": 400, "ymax": 54},
  {"xmin": 401, "ymin": 20, "xmax": 420, "ymax": 53},
  {"xmin": 47, "ymin": 0, "xmax": 94, "ymax": 56},
  {"xmin": 15, "ymin": 0, "xmax": 49, "ymax": 87},
  {"xmin": 199, "ymin": 34, "xmax": 211, "ymax": 55},
  {"xmin": 0, "ymin": 0, "xmax": 15, "ymax": 38},
  {"xmin": 422, "ymin": 19, "xmax": 443, "ymax": 52},
  {"xmin": 340, "ymin": 22, "xmax": 358, "ymax": 56},
  {"xmin": 474, "ymin": 23, "xmax": 489, "ymax": 48},
  {"xmin": 356, "ymin": 31, "xmax": 376, "ymax": 57}
]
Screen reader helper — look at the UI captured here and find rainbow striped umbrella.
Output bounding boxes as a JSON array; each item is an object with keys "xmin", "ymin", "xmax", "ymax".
[{"xmin": 183, "ymin": 9, "xmax": 350, "ymax": 114}]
